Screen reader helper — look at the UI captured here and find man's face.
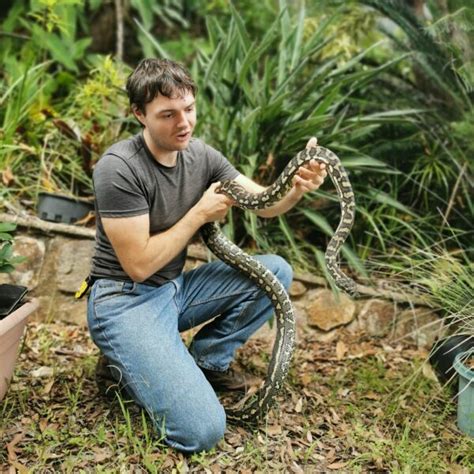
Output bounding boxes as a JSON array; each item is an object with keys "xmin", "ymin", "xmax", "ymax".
[{"xmin": 133, "ymin": 90, "xmax": 196, "ymax": 153}]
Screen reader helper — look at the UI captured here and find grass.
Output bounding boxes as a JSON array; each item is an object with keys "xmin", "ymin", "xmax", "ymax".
[{"xmin": 1, "ymin": 322, "xmax": 473, "ymax": 472}]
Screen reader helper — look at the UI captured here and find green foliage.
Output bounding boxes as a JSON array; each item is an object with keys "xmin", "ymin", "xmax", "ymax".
[
  {"xmin": 0, "ymin": 0, "xmax": 91, "ymax": 72},
  {"xmin": 348, "ymin": 0, "xmax": 473, "ymax": 261},
  {"xmin": 359, "ymin": 0, "xmax": 470, "ymax": 114},
  {"xmin": 131, "ymin": 0, "xmax": 190, "ymax": 59},
  {"xmin": 188, "ymin": 2, "xmax": 426, "ymax": 275},
  {"xmin": 0, "ymin": 223, "xmax": 26, "ymax": 273},
  {"xmin": 367, "ymin": 237, "xmax": 473, "ymax": 333},
  {"xmin": 0, "ymin": 1, "xmax": 130, "ymax": 202},
  {"xmin": 0, "ymin": 0, "xmax": 472, "ymax": 283},
  {"xmin": 0, "ymin": 52, "xmax": 129, "ymax": 201}
]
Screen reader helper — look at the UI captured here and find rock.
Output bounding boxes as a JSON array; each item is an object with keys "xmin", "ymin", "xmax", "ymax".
[
  {"xmin": 35, "ymin": 294, "xmax": 88, "ymax": 326},
  {"xmin": 307, "ymin": 326, "xmax": 339, "ymax": 342},
  {"xmin": 0, "ymin": 236, "xmax": 45, "ymax": 289},
  {"xmin": 252, "ymin": 300, "xmax": 308, "ymax": 342},
  {"xmin": 289, "ymin": 281, "xmax": 307, "ymax": 297},
  {"xmin": 306, "ymin": 289, "xmax": 356, "ymax": 331},
  {"xmin": 54, "ymin": 239, "xmax": 95, "ymax": 293},
  {"xmin": 19, "ymin": 236, "xmax": 94, "ymax": 325},
  {"xmin": 358, "ymin": 299, "xmax": 397, "ymax": 337},
  {"xmin": 392, "ymin": 307, "xmax": 446, "ymax": 347}
]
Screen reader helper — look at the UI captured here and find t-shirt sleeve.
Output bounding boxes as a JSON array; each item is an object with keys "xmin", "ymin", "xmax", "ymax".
[
  {"xmin": 93, "ymin": 154, "xmax": 149, "ymax": 218},
  {"xmin": 204, "ymin": 142, "xmax": 240, "ymax": 184}
]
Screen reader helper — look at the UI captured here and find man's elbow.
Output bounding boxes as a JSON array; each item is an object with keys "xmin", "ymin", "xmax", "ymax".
[{"xmin": 124, "ymin": 263, "xmax": 149, "ymax": 283}]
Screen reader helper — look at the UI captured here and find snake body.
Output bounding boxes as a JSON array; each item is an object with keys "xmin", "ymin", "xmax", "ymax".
[{"xmin": 200, "ymin": 145, "xmax": 357, "ymax": 424}]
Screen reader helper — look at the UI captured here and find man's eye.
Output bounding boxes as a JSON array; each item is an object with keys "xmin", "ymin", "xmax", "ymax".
[{"xmin": 163, "ymin": 114, "xmax": 173, "ymax": 118}]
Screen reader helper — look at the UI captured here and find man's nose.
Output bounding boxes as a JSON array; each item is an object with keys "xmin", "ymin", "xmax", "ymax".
[{"xmin": 176, "ymin": 111, "xmax": 189, "ymax": 127}]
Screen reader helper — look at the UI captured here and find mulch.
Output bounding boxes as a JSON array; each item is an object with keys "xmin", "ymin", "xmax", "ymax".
[{"xmin": 1, "ymin": 321, "xmax": 472, "ymax": 473}]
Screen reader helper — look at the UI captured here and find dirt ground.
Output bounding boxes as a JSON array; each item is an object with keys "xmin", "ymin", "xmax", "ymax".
[{"xmin": 1, "ymin": 321, "xmax": 473, "ymax": 473}]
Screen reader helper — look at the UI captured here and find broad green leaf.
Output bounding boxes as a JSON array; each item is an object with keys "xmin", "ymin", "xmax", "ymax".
[
  {"xmin": 301, "ymin": 209, "xmax": 333, "ymax": 236},
  {"xmin": 31, "ymin": 26, "xmax": 78, "ymax": 71},
  {"xmin": 134, "ymin": 18, "xmax": 170, "ymax": 59},
  {"xmin": 341, "ymin": 246, "xmax": 368, "ymax": 278},
  {"xmin": 278, "ymin": 215, "xmax": 304, "ymax": 261},
  {"xmin": 290, "ymin": 5, "xmax": 305, "ymax": 70},
  {"xmin": 0, "ymin": 223, "xmax": 17, "ymax": 233},
  {"xmin": 370, "ymin": 190, "xmax": 418, "ymax": 217},
  {"xmin": 339, "ymin": 156, "xmax": 389, "ymax": 168}
]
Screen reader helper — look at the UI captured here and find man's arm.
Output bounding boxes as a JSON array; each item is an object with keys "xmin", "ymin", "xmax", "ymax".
[
  {"xmin": 234, "ymin": 137, "xmax": 327, "ymax": 218},
  {"xmin": 101, "ymin": 182, "xmax": 233, "ymax": 282}
]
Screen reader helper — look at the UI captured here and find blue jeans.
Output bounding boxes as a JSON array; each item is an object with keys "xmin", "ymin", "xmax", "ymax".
[{"xmin": 87, "ymin": 254, "xmax": 292, "ymax": 453}]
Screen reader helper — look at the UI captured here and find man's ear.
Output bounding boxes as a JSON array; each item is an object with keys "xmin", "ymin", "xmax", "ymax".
[{"xmin": 132, "ymin": 105, "xmax": 146, "ymax": 126}]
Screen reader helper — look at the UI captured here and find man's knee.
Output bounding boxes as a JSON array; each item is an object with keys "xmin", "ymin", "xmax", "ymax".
[
  {"xmin": 192, "ymin": 406, "xmax": 226, "ymax": 452},
  {"xmin": 260, "ymin": 254, "xmax": 293, "ymax": 290},
  {"xmin": 165, "ymin": 402, "xmax": 226, "ymax": 453}
]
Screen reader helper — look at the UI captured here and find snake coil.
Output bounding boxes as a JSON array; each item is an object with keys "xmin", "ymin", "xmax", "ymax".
[{"xmin": 200, "ymin": 145, "xmax": 357, "ymax": 424}]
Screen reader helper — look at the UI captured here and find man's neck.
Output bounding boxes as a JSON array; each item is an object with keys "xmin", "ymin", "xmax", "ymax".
[{"xmin": 143, "ymin": 129, "xmax": 178, "ymax": 167}]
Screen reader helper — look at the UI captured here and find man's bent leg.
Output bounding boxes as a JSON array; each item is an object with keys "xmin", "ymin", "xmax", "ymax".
[
  {"xmin": 176, "ymin": 254, "xmax": 293, "ymax": 372},
  {"xmin": 87, "ymin": 279, "xmax": 226, "ymax": 453}
]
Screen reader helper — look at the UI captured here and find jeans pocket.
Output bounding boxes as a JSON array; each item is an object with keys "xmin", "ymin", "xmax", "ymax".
[{"xmin": 94, "ymin": 280, "xmax": 137, "ymax": 304}]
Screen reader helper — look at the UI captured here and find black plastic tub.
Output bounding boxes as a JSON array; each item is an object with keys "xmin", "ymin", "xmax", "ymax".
[
  {"xmin": 37, "ymin": 192, "xmax": 94, "ymax": 224},
  {"xmin": 430, "ymin": 334, "xmax": 474, "ymax": 385}
]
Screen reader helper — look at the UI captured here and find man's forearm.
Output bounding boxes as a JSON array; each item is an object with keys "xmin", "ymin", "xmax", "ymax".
[
  {"xmin": 254, "ymin": 188, "xmax": 303, "ymax": 218},
  {"xmin": 110, "ymin": 183, "xmax": 231, "ymax": 282},
  {"xmin": 132, "ymin": 208, "xmax": 204, "ymax": 281}
]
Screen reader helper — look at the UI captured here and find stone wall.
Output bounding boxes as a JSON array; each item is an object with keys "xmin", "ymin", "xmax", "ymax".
[{"xmin": 0, "ymin": 220, "xmax": 446, "ymax": 348}]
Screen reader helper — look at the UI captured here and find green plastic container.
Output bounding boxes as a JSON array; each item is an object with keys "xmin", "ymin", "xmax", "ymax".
[{"xmin": 453, "ymin": 349, "xmax": 474, "ymax": 437}]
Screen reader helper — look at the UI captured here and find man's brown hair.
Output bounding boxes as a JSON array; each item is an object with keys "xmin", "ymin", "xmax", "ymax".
[{"xmin": 126, "ymin": 58, "xmax": 197, "ymax": 114}]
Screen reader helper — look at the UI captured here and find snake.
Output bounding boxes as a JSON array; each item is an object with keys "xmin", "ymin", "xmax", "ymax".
[{"xmin": 200, "ymin": 145, "xmax": 357, "ymax": 425}]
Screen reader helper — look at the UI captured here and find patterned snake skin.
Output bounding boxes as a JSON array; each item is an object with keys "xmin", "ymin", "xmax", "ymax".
[{"xmin": 200, "ymin": 145, "xmax": 357, "ymax": 424}]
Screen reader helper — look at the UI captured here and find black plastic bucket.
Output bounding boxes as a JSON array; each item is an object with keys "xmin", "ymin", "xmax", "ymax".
[{"xmin": 37, "ymin": 192, "xmax": 94, "ymax": 224}]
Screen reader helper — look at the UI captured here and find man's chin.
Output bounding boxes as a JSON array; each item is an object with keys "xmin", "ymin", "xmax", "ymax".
[{"xmin": 174, "ymin": 138, "xmax": 191, "ymax": 149}]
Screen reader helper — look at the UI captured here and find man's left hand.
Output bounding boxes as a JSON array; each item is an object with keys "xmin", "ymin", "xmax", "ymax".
[{"xmin": 291, "ymin": 136, "xmax": 327, "ymax": 196}]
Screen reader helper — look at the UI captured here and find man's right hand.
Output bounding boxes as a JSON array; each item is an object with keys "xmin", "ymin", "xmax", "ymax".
[{"xmin": 194, "ymin": 182, "xmax": 234, "ymax": 224}]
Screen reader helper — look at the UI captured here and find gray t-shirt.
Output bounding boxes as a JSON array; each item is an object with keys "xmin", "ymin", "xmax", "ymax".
[{"xmin": 91, "ymin": 132, "xmax": 239, "ymax": 286}]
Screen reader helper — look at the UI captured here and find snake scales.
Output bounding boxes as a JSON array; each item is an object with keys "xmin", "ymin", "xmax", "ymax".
[{"xmin": 200, "ymin": 145, "xmax": 357, "ymax": 424}]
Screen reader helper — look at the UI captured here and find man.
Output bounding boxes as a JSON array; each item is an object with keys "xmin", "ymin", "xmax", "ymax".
[{"xmin": 87, "ymin": 58, "xmax": 327, "ymax": 453}]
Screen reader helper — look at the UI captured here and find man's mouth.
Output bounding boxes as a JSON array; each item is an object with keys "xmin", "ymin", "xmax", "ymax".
[{"xmin": 176, "ymin": 131, "xmax": 190, "ymax": 141}]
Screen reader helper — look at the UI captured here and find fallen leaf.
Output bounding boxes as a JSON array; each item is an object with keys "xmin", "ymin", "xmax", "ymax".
[
  {"xmin": 226, "ymin": 433, "xmax": 242, "ymax": 446},
  {"xmin": 43, "ymin": 378, "xmax": 55, "ymax": 395},
  {"xmin": 39, "ymin": 419, "xmax": 48, "ymax": 433},
  {"xmin": 266, "ymin": 425, "xmax": 282, "ymax": 436},
  {"xmin": 301, "ymin": 373, "xmax": 312, "ymax": 386},
  {"xmin": 329, "ymin": 407, "xmax": 340, "ymax": 423},
  {"xmin": 31, "ymin": 367, "xmax": 54, "ymax": 378},
  {"xmin": 8, "ymin": 460, "xmax": 29, "ymax": 474},
  {"xmin": 291, "ymin": 461, "xmax": 304, "ymax": 473},
  {"xmin": 6, "ymin": 432, "xmax": 25, "ymax": 462},
  {"xmin": 364, "ymin": 391, "xmax": 379, "ymax": 400},
  {"xmin": 286, "ymin": 439, "xmax": 296, "ymax": 458},
  {"xmin": 2, "ymin": 167, "xmax": 14, "ymax": 186},
  {"xmin": 336, "ymin": 340, "xmax": 348, "ymax": 360},
  {"xmin": 92, "ymin": 447, "xmax": 112, "ymax": 463},
  {"xmin": 422, "ymin": 362, "xmax": 438, "ymax": 381},
  {"xmin": 327, "ymin": 461, "xmax": 348, "ymax": 469},
  {"xmin": 295, "ymin": 398, "xmax": 303, "ymax": 413}
]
